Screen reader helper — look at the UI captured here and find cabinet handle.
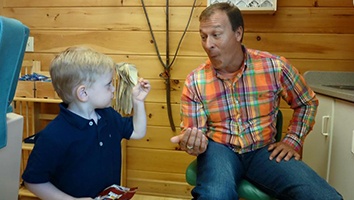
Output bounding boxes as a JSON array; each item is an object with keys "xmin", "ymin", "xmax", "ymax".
[
  {"xmin": 321, "ymin": 116, "xmax": 330, "ymax": 136},
  {"xmin": 352, "ymin": 130, "xmax": 354, "ymax": 155}
]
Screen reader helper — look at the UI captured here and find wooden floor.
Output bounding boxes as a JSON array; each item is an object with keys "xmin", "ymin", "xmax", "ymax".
[
  {"xmin": 19, "ymin": 194, "xmax": 191, "ymax": 200},
  {"xmin": 132, "ymin": 194, "xmax": 190, "ymax": 200},
  {"xmin": 18, "ymin": 185, "xmax": 191, "ymax": 200},
  {"xmin": 18, "ymin": 186, "xmax": 191, "ymax": 200}
]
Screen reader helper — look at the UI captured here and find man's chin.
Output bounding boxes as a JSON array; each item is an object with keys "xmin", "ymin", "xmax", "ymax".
[{"xmin": 210, "ymin": 61, "xmax": 222, "ymax": 69}]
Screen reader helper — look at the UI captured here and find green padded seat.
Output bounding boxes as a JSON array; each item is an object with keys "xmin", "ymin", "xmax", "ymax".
[{"xmin": 185, "ymin": 111, "xmax": 282, "ymax": 200}]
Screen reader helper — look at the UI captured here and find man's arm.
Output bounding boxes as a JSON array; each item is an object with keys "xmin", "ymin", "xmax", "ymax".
[{"xmin": 268, "ymin": 57, "xmax": 319, "ymax": 162}]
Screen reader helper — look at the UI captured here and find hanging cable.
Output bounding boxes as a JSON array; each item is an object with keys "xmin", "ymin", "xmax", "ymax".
[
  {"xmin": 165, "ymin": 0, "xmax": 175, "ymax": 131},
  {"xmin": 141, "ymin": 0, "xmax": 197, "ymax": 131}
]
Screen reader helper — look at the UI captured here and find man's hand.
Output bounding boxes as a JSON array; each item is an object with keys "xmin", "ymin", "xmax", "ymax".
[
  {"xmin": 268, "ymin": 141, "xmax": 301, "ymax": 162},
  {"xmin": 170, "ymin": 128, "xmax": 208, "ymax": 156}
]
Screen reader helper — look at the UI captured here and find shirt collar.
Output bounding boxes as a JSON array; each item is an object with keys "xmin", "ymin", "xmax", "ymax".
[{"xmin": 59, "ymin": 103, "xmax": 99, "ymax": 130}]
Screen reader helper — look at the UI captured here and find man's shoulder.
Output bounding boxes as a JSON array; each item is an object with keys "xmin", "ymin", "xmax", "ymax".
[
  {"xmin": 246, "ymin": 48, "xmax": 290, "ymax": 68},
  {"xmin": 247, "ymin": 48, "xmax": 279, "ymax": 60},
  {"xmin": 186, "ymin": 61, "xmax": 212, "ymax": 77}
]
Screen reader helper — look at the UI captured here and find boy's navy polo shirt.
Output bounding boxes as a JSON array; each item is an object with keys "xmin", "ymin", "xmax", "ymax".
[{"xmin": 22, "ymin": 103, "xmax": 133, "ymax": 198}]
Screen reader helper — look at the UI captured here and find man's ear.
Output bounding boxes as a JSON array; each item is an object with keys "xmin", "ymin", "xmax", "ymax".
[
  {"xmin": 235, "ymin": 26, "xmax": 243, "ymax": 42},
  {"xmin": 77, "ymin": 85, "xmax": 88, "ymax": 102}
]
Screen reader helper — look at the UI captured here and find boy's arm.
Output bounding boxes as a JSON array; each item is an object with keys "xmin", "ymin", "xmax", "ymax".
[
  {"xmin": 24, "ymin": 182, "xmax": 93, "ymax": 200},
  {"xmin": 130, "ymin": 78, "xmax": 150, "ymax": 139},
  {"xmin": 130, "ymin": 99, "xmax": 147, "ymax": 139}
]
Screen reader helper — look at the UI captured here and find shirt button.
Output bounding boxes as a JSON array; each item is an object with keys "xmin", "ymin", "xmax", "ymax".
[
  {"xmin": 89, "ymin": 121, "xmax": 93, "ymax": 126},
  {"xmin": 99, "ymin": 142, "xmax": 103, "ymax": 146}
]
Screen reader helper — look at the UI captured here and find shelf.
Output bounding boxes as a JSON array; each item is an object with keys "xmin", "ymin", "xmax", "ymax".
[
  {"xmin": 14, "ymin": 97, "xmax": 62, "ymax": 104},
  {"xmin": 22, "ymin": 143, "xmax": 34, "ymax": 151},
  {"xmin": 19, "ymin": 186, "xmax": 36, "ymax": 197}
]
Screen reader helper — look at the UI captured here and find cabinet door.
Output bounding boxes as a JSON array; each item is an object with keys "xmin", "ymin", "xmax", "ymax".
[
  {"xmin": 302, "ymin": 94, "xmax": 334, "ymax": 181},
  {"xmin": 329, "ymin": 99, "xmax": 354, "ymax": 199}
]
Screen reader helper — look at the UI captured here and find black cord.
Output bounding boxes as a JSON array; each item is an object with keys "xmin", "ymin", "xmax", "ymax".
[
  {"xmin": 140, "ymin": 0, "xmax": 165, "ymax": 68},
  {"xmin": 169, "ymin": 0, "xmax": 197, "ymax": 67},
  {"xmin": 141, "ymin": 0, "xmax": 197, "ymax": 131},
  {"xmin": 141, "ymin": 0, "xmax": 197, "ymax": 69}
]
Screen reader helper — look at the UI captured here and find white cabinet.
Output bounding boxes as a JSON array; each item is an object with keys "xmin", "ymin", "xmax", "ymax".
[
  {"xmin": 303, "ymin": 95, "xmax": 354, "ymax": 199},
  {"xmin": 0, "ymin": 113, "xmax": 23, "ymax": 200},
  {"xmin": 303, "ymin": 94, "xmax": 334, "ymax": 181},
  {"xmin": 328, "ymin": 99, "xmax": 354, "ymax": 200}
]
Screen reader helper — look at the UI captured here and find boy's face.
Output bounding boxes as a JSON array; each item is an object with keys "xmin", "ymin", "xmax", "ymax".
[{"xmin": 86, "ymin": 72, "xmax": 115, "ymax": 108}]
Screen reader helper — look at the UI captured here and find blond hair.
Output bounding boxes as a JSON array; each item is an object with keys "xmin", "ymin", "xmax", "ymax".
[{"xmin": 50, "ymin": 46, "xmax": 115, "ymax": 103}]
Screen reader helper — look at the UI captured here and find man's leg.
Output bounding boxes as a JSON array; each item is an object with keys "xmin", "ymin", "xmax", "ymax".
[
  {"xmin": 244, "ymin": 146, "xmax": 342, "ymax": 200},
  {"xmin": 191, "ymin": 140, "xmax": 244, "ymax": 200}
]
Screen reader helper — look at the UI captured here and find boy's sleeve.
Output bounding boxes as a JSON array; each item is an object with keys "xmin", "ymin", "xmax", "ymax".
[{"xmin": 22, "ymin": 131, "xmax": 64, "ymax": 183}]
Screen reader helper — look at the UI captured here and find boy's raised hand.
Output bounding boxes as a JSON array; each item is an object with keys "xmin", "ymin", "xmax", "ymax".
[{"xmin": 132, "ymin": 78, "xmax": 151, "ymax": 102}]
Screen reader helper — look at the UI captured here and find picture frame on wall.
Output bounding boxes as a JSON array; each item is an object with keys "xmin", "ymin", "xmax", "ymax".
[{"xmin": 207, "ymin": 0, "xmax": 277, "ymax": 14}]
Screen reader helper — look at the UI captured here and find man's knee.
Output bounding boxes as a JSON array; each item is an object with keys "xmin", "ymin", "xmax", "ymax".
[{"xmin": 192, "ymin": 184, "xmax": 238, "ymax": 200}]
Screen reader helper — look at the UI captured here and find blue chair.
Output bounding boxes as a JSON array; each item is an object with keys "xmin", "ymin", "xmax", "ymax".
[
  {"xmin": 185, "ymin": 111, "xmax": 283, "ymax": 200},
  {"xmin": 0, "ymin": 16, "xmax": 29, "ymax": 149}
]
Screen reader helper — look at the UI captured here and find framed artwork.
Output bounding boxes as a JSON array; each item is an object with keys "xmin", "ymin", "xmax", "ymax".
[{"xmin": 207, "ymin": 0, "xmax": 277, "ymax": 14}]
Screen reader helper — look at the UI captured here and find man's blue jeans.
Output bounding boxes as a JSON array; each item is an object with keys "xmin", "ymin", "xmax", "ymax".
[{"xmin": 192, "ymin": 140, "xmax": 342, "ymax": 200}]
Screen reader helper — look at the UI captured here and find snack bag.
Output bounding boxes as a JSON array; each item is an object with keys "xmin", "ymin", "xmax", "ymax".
[{"xmin": 95, "ymin": 184, "xmax": 138, "ymax": 200}]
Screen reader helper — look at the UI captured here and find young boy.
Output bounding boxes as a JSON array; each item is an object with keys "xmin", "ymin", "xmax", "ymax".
[{"xmin": 22, "ymin": 46, "xmax": 151, "ymax": 200}]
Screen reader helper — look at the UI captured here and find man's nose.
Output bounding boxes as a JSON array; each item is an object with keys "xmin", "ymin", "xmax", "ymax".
[{"xmin": 205, "ymin": 37, "xmax": 214, "ymax": 49}]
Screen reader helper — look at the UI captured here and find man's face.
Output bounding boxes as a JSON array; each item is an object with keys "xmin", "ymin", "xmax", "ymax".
[{"xmin": 199, "ymin": 10, "xmax": 243, "ymax": 71}]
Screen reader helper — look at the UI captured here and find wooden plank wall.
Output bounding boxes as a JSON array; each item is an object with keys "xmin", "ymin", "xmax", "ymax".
[{"xmin": 2, "ymin": 0, "xmax": 354, "ymax": 198}]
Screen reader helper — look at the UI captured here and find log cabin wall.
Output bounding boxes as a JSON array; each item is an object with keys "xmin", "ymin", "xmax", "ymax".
[{"xmin": 2, "ymin": 0, "xmax": 354, "ymax": 198}]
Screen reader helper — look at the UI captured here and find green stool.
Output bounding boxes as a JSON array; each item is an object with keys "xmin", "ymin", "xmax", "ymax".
[{"xmin": 185, "ymin": 111, "xmax": 282, "ymax": 200}]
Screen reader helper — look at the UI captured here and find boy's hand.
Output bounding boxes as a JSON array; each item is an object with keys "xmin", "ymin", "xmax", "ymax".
[{"xmin": 132, "ymin": 78, "xmax": 151, "ymax": 102}]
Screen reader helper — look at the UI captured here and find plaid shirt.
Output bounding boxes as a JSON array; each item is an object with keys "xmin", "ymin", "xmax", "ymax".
[{"xmin": 180, "ymin": 46, "xmax": 318, "ymax": 153}]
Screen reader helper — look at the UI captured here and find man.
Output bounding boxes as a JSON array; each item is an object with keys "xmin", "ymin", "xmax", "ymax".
[{"xmin": 171, "ymin": 2, "xmax": 342, "ymax": 200}]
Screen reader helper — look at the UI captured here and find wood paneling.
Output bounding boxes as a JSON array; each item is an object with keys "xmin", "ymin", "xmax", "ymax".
[
  {"xmin": 127, "ymin": 148, "xmax": 194, "ymax": 173},
  {"xmin": 3, "ymin": 0, "xmax": 206, "ymax": 7},
  {"xmin": 4, "ymin": 0, "xmax": 353, "ymax": 8},
  {"xmin": 244, "ymin": 8, "xmax": 354, "ymax": 33},
  {"xmin": 277, "ymin": 0, "xmax": 354, "ymax": 7},
  {"xmin": 127, "ymin": 126, "xmax": 180, "ymax": 150},
  {"xmin": 11, "ymin": 31, "xmax": 354, "ymax": 61},
  {"xmin": 4, "ymin": 0, "xmax": 354, "ymax": 198},
  {"xmin": 3, "ymin": 7, "xmax": 354, "ymax": 33},
  {"xmin": 23, "ymin": 54, "xmax": 354, "ymax": 80}
]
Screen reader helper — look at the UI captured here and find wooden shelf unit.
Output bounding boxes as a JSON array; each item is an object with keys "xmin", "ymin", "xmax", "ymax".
[
  {"xmin": 14, "ymin": 97, "xmax": 61, "ymax": 199},
  {"xmin": 15, "ymin": 60, "xmax": 61, "ymax": 199}
]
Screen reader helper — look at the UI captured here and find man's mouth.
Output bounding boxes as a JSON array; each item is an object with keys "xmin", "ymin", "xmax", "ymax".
[{"xmin": 209, "ymin": 54, "xmax": 218, "ymax": 59}]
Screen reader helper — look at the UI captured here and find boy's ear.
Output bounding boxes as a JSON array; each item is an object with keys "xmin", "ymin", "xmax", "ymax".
[{"xmin": 77, "ymin": 85, "xmax": 88, "ymax": 101}]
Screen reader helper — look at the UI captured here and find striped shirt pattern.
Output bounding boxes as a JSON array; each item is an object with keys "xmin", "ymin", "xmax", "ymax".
[{"xmin": 180, "ymin": 46, "xmax": 318, "ymax": 153}]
